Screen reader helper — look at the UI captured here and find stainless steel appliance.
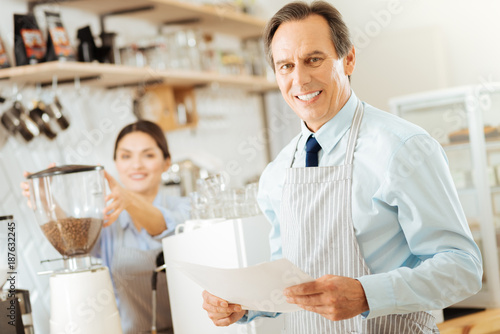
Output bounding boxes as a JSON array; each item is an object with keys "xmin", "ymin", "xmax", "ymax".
[{"xmin": 162, "ymin": 160, "xmax": 203, "ymax": 196}]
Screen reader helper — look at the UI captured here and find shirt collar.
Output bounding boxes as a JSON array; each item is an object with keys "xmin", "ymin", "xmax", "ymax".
[
  {"xmin": 299, "ymin": 90, "xmax": 358, "ymax": 155},
  {"xmin": 120, "ymin": 192, "xmax": 162, "ymax": 229}
]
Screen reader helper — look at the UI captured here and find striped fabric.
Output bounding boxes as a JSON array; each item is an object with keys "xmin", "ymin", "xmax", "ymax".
[
  {"xmin": 279, "ymin": 102, "xmax": 439, "ymax": 333},
  {"xmin": 112, "ymin": 226, "xmax": 173, "ymax": 334}
]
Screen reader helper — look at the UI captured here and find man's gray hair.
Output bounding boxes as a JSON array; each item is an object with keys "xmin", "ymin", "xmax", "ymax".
[{"xmin": 263, "ymin": 0, "xmax": 352, "ymax": 70}]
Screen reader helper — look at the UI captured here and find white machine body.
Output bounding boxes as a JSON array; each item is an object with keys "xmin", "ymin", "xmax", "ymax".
[{"xmin": 49, "ymin": 266, "xmax": 122, "ymax": 334}]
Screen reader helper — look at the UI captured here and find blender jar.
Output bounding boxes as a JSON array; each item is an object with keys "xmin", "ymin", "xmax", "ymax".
[{"xmin": 27, "ymin": 165, "xmax": 105, "ymax": 258}]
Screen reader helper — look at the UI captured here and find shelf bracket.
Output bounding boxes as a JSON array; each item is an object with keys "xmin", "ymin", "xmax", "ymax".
[
  {"xmin": 39, "ymin": 75, "xmax": 101, "ymax": 87},
  {"xmin": 106, "ymin": 79, "xmax": 164, "ymax": 90},
  {"xmin": 162, "ymin": 18, "xmax": 201, "ymax": 26}
]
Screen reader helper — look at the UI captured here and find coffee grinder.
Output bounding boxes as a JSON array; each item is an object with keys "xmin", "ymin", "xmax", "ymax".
[{"xmin": 27, "ymin": 165, "xmax": 122, "ymax": 334}]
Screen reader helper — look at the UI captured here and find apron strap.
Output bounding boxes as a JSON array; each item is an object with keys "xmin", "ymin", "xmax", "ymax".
[{"xmin": 344, "ymin": 101, "xmax": 364, "ymax": 165}]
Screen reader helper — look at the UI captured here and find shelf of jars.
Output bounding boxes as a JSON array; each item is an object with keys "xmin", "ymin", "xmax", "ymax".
[
  {"xmin": 28, "ymin": 0, "xmax": 267, "ymax": 39},
  {"xmin": 0, "ymin": 61, "xmax": 278, "ymax": 91}
]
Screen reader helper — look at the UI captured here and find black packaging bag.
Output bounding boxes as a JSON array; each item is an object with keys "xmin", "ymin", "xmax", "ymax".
[
  {"xmin": 76, "ymin": 25, "xmax": 97, "ymax": 62},
  {"xmin": 14, "ymin": 14, "xmax": 46, "ymax": 66},
  {"xmin": 76, "ymin": 25, "xmax": 112, "ymax": 63},
  {"xmin": 45, "ymin": 11, "xmax": 75, "ymax": 62}
]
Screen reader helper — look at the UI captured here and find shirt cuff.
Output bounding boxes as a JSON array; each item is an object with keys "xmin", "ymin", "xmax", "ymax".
[
  {"xmin": 237, "ymin": 310, "xmax": 280, "ymax": 324},
  {"xmin": 152, "ymin": 206, "xmax": 180, "ymax": 240},
  {"xmin": 357, "ymin": 273, "xmax": 396, "ymax": 319}
]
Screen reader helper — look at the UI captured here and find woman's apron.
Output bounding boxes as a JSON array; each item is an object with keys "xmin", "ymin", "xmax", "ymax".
[
  {"xmin": 280, "ymin": 101, "xmax": 438, "ymax": 333},
  {"xmin": 111, "ymin": 225, "xmax": 173, "ymax": 334}
]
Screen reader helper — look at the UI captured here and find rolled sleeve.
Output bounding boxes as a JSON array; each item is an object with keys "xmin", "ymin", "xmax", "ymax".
[
  {"xmin": 152, "ymin": 197, "xmax": 190, "ymax": 240},
  {"xmin": 152, "ymin": 207, "xmax": 179, "ymax": 240}
]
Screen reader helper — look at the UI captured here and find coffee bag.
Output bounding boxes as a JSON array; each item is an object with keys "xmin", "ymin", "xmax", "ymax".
[
  {"xmin": 45, "ymin": 11, "xmax": 75, "ymax": 62},
  {"xmin": 14, "ymin": 14, "xmax": 46, "ymax": 66}
]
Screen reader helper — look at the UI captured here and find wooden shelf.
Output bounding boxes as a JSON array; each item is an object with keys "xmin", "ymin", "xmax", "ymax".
[
  {"xmin": 438, "ymin": 308, "xmax": 500, "ymax": 334},
  {"xmin": 442, "ymin": 138, "xmax": 500, "ymax": 151},
  {"xmin": 30, "ymin": 0, "xmax": 267, "ymax": 39},
  {"xmin": 0, "ymin": 61, "xmax": 278, "ymax": 92}
]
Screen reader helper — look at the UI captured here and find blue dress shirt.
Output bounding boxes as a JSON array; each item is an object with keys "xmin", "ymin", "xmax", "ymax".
[{"xmin": 251, "ymin": 91, "xmax": 482, "ymax": 321}]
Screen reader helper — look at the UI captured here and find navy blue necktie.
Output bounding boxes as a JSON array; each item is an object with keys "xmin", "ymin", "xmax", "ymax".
[{"xmin": 305, "ymin": 135, "xmax": 322, "ymax": 167}]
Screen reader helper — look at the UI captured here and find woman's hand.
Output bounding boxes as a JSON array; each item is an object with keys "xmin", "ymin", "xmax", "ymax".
[
  {"xmin": 20, "ymin": 171, "xmax": 32, "ymax": 208},
  {"xmin": 20, "ymin": 162, "xmax": 56, "ymax": 208},
  {"xmin": 103, "ymin": 170, "xmax": 132, "ymax": 227}
]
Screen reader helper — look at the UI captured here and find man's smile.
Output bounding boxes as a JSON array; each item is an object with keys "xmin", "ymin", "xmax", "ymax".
[{"xmin": 296, "ymin": 90, "xmax": 322, "ymax": 101}]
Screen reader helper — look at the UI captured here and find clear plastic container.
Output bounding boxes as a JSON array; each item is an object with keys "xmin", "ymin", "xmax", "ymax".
[{"xmin": 28, "ymin": 165, "xmax": 105, "ymax": 257}]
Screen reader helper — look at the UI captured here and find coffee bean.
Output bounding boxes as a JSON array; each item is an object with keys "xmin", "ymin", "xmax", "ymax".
[{"xmin": 40, "ymin": 218, "xmax": 102, "ymax": 256}]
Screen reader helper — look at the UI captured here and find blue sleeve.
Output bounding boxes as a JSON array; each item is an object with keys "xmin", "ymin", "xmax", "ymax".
[
  {"xmin": 152, "ymin": 196, "xmax": 191, "ymax": 240},
  {"xmin": 237, "ymin": 310, "xmax": 281, "ymax": 324},
  {"xmin": 358, "ymin": 134, "xmax": 483, "ymax": 318}
]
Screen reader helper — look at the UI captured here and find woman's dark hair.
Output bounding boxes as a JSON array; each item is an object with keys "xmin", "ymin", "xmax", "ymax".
[
  {"xmin": 263, "ymin": 0, "xmax": 352, "ymax": 70},
  {"xmin": 113, "ymin": 120, "xmax": 170, "ymax": 160}
]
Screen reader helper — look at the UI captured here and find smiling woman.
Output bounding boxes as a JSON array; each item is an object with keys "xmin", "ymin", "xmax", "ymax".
[
  {"xmin": 113, "ymin": 123, "xmax": 170, "ymax": 200},
  {"xmin": 92, "ymin": 120, "xmax": 190, "ymax": 334}
]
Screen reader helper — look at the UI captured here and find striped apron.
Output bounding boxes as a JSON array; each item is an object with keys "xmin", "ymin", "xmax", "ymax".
[
  {"xmin": 112, "ymin": 225, "xmax": 173, "ymax": 334},
  {"xmin": 280, "ymin": 101, "xmax": 439, "ymax": 333}
]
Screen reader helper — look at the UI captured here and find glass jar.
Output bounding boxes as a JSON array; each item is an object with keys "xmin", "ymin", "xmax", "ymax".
[{"xmin": 27, "ymin": 165, "xmax": 105, "ymax": 257}]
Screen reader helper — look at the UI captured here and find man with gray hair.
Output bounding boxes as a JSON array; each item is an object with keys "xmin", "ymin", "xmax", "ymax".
[{"xmin": 202, "ymin": 1, "xmax": 482, "ymax": 333}]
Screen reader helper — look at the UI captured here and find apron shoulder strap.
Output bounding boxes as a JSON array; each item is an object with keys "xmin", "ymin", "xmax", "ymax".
[{"xmin": 344, "ymin": 101, "xmax": 364, "ymax": 165}]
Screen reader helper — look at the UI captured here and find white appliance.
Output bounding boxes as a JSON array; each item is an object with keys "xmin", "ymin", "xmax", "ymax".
[
  {"xmin": 49, "ymin": 265, "xmax": 121, "ymax": 333},
  {"xmin": 27, "ymin": 165, "xmax": 122, "ymax": 334},
  {"xmin": 163, "ymin": 215, "xmax": 284, "ymax": 334}
]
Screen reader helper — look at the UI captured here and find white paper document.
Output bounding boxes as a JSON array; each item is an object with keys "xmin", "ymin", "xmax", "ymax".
[{"xmin": 171, "ymin": 258, "xmax": 315, "ymax": 313}]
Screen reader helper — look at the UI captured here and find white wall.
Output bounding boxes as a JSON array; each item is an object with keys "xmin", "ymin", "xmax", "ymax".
[{"xmin": 254, "ymin": 0, "xmax": 500, "ymax": 111}]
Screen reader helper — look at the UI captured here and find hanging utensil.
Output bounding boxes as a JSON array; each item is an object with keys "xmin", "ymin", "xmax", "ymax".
[
  {"xmin": 45, "ymin": 75, "xmax": 70, "ymax": 130},
  {"xmin": 28, "ymin": 83, "xmax": 57, "ymax": 140},
  {"xmin": 1, "ymin": 97, "xmax": 40, "ymax": 142},
  {"xmin": 28, "ymin": 101, "xmax": 57, "ymax": 140}
]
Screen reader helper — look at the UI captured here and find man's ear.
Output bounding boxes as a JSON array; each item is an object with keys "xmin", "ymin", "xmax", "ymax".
[{"xmin": 344, "ymin": 46, "xmax": 356, "ymax": 76}]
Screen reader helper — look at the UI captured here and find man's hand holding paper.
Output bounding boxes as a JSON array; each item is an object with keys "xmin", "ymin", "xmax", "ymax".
[{"xmin": 172, "ymin": 258, "xmax": 315, "ymax": 325}]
